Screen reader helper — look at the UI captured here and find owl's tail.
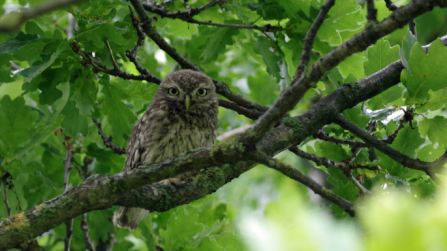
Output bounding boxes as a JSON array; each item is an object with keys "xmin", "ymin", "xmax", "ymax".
[{"xmin": 116, "ymin": 207, "xmax": 149, "ymax": 231}]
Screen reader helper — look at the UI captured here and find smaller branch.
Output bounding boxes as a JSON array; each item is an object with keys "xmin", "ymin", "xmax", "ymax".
[
  {"xmin": 316, "ymin": 118, "xmax": 406, "ymax": 147},
  {"xmin": 366, "ymin": 0, "xmax": 378, "ymax": 23},
  {"xmin": 142, "ymin": 0, "xmax": 225, "ymax": 20},
  {"xmin": 218, "ymin": 99, "xmax": 263, "ymax": 120},
  {"xmin": 63, "ymin": 147, "xmax": 74, "ymax": 251},
  {"xmin": 1, "ymin": 178, "xmax": 11, "ymax": 216},
  {"xmin": 144, "ymin": 0, "xmax": 279, "ymax": 31},
  {"xmin": 250, "ymin": 152, "xmax": 355, "ymax": 216},
  {"xmin": 92, "ymin": 118, "xmax": 127, "ymax": 155},
  {"xmin": 346, "ymin": 172, "xmax": 372, "ymax": 195},
  {"xmin": 382, "ymin": 119, "xmax": 406, "ymax": 144},
  {"xmin": 64, "ymin": 219, "xmax": 74, "ymax": 251},
  {"xmin": 155, "ymin": 0, "xmax": 177, "ymax": 8},
  {"xmin": 72, "ymin": 42, "xmax": 162, "ymax": 84},
  {"xmin": 384, "ymin": 0, "xmax": 416, "ymax": 36},
  {"xmin": 81, "ymin": 214, "xmax": 95, "ymax": 251},
  {"xmin": 184, "ymin": 20, "xmax": 282, "ymax": 32},
  {"xmin": 333, "ymin": 113, "xmax": 447, "ymax": 178},
  {"xmin": 104, "ymin": 41, "xmax": 120, "ymax": 71},
  {"xmin": 288, "ymin": 146, "xmax": 381, "ymax": 171},
  {"xmin": 215, "ymin": 82, "xmax": 268, "ymax": 112},
  {"xmin": 96, "ymin": 233, "xmax": 115, "ymax": 251},
  {"xmin": 315, "ymin": 130, "xmax": 367, "ymax": 147},
  {"xmin": 0, "ymin": 0, "xmax": 87, "ymax": 32},
  {"xmin": 63, "ymin": 149, "xmax": 73, "ymax": 192},
  {"xmin": 126, "ymin": 6, "xmax": 159, "ymax": 78},
  {"xmin": 130, "ymin": 0, "xmax": 200, "ymax": 71},
  {"xmin": 293, "ymin": 0, "xmax": 336, "ymax": 81}
]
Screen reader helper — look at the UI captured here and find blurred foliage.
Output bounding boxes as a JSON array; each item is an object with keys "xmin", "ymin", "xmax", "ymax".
[{"xmin": 0, "ymin": 0, "xmax": 447, "ymax": 250}]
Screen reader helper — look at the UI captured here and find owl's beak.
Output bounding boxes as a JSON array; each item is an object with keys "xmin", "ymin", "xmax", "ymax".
[{"xmin": 184, "ymin": 94, "xmax": 191, "ymax": 110}]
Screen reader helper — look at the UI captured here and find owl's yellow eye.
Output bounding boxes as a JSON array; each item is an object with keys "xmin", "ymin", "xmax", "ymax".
[
  {"xmin": 197, "ymin": 89, "xmax": 207, "ymax": 96},
  {"xmin": 168, "ymin": 88, "xmax": 179, "ymax": 95}
]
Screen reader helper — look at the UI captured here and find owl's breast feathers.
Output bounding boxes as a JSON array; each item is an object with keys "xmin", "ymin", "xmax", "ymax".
[{"xmin": 123, "ymin": 99, "xmax": 218, "ymax": 171}]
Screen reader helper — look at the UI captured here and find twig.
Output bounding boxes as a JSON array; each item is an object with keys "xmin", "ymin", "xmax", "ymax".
[
  {"xmin": 126, "ymin": 6, "xmax": 154, "ymax": 77},
  {"xmin": 215, "ymin": 81, "xmax": 268, "ymax": 112},
  {"xmin": 81, "ymin": 213, "xmax": 95, "ymax": 251},
  {"xmin": 250, "ymin": 152, "xmax": 355, "ymax": 216},
  {"xmin": 63, "ymin": 147, "xmax": 74, "ymax": 251},
  {"xmin": 92, "ymin": 118, "xmax": 127, "ymax": 155},
  {"xmin": 384, "ymin": 0, "xmax": 416, "ymax": 36},
  {"xmin": 183, "ymin": 20, "xmax": 282, "ymax": 32},
  {"xmin": 218, "ymin": 99, "xmax": 263, "ymax": 120},
  {"xmin": 0, "ymin": 178, "xmax": 11, "ymax": 216},
  {"xmin": 294, "ymin": 0, "xmax": 336, "ymax": 81},
  {"xmin": 346, "ymin": 172, "xmax": 372, "ymax": 195},
  {"xmin": 142, "ymin": 0, "xmax": 226, "ymax": 21},
  {"xmin": 96, "ymin": 233, "xmax": 115, "ymax": 251},
  {"xmin": 315, "ymin": 118, "xmax": 406, "ymax": 147},
  {"xmin": 288, "ymin": 146, "xmax": 381, "ymax": 171},
  {"xmin": 333, "ymin": 113, "xmax": 447, "ymax": 179},
  {"xmin": 63, "ymin": 149, "xmax": 73, "ymax": 192},
  {"xmin": 129, "ymin": 0, "xmax": 200, "ymax": 71},
  {"xmin": 72, "ymin": 42, "xmax": 162, "ymax": 83},
  {"xmin": 366, "ymin": 0, "xmax": 378, "ymax": 23},
  {"xmin": 0, "ymin": 0, "xmax": 87, "ymax": 32},
  {"xmin": 64, "ymin": 219, "xmax": 74, "ymax": 251},
  {"xmin": 104, "ymin": 41, "xmax": 120, "ymax": 71}
]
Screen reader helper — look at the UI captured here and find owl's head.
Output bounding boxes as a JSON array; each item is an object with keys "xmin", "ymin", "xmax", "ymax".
[{"xmin": 156, "ymin": 70, "xmax": 217, "ymax": 111}]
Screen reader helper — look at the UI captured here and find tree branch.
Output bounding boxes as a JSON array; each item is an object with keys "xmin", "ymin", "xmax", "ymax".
[
  {"xmin": 333, "ymin": 113, "xmax": 447, "ymax": 178},
  {"xmin": 384, "ymin": 0, "xmax": 416, "ymax": 35},
  {"xmin": 141, "ymin": 0, "xmax": 226, "ymax": 21},
  {"xmin": 249, "ymin": 152, "xmax": 355, "ymax": 216},
  {"xmin": 0, "ymin": 0, "xmax": 87, "ymax": 32},
  {"xmin": 294, "ymin": 0, "xmax": 336, "ymax": 81},
  {"xmin": 92, "ymin": 118, "xmax": 127, "ymax": 155}
]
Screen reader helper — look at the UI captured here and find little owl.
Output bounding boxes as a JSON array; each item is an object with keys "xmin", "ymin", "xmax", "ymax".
[{"xmin": 116, "ymin": 70, "xmax": 219, "ymax": 230}]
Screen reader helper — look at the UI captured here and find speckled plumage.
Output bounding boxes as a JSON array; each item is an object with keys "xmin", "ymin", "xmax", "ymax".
[{"xmin": 116, "ymin": 70, "xmax": 218, "ymax": 230}]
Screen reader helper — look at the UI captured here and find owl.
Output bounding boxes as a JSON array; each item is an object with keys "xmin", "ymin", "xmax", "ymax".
[{"xmin": 116, "ymin": 70, "xmax": 219, "ymax": 230}]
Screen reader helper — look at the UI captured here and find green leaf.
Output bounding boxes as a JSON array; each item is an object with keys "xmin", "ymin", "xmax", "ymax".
[
  {"xmin": 70, "ymin": 70, "xmax": 97, "ymax": 116},
  {"xmin": 0, "ymin": 33, "xmax": 39, "ymax": 53},
  {"xmin": 417, "ymin": 144, "xmax": 445, "ymax": 162},
  {"xmin": 100, "ymin": 77, "xmax": 137, "ymax": 142},
  {"xmin": 318, "ymin": 0, "xmax": 364, "ymax": 45},
  {"xmin": 277, "ymin": 0, "xmax": 311, "ymax": 18},
  {"xmin": 253, "ymin": 36, "xmax": 282, "ymax": 80},
  {"xmin": 0, "ymin": 96, "xmax": 38, "ymax": 159},
  {"xmin": 18, "ymin": 40, "xmax": 69, "ymax": 83},
  {"xmin": 368, "ymin": 85, "xmax": 403, "ymax": 110},
  {"xmin": 75, "ymin": 22, "xmax": 128, "ymax": 50},
  {"xmin": 415, "ymin": 89, "xmax": 447, "ymax": 113},
  {"xmin": 364, "ymin": 39, "xmax": 400, "ymax": 76},
  {"xmin": 212, "ymin": 232, "xmax": 248, "ymax": 251},
  {"xmin": 342, "ymin": 107, "xmax": 369, "ymax": 128},
  {"xmin": 419, "ymin": 116, "xmax": 447, "ymax": 148},
  {"xmin": 198, "ymin": 26, "xmax": 239, "ymax": 64},
  {"xmin": 247, "ymin": 70, "xmax": 279, "ymax": 106},
  {"xmin": 315, "ymin": 141, "xmax": 349, "ymax": 162},
  {"xmin": 338, "ymin": 53, "xmax": 366, "ymax": 79},
  {"xmin": 400, "ymin": 28, "xmax": 418, "ymax": 71},
  {"xmin": 159, "ymin": 206, "xmax": 204, "ymax": 250},
  {"xmin": 86, "ymin": 144, "xmax": 126, "ymax": 174},
  {"xmin": 60, "ymin": 100, "xmax": 88, "ymax": 136},
  {"xmin": 402, "ymin": 39, "xmax": 447, "ymax": 105}
]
